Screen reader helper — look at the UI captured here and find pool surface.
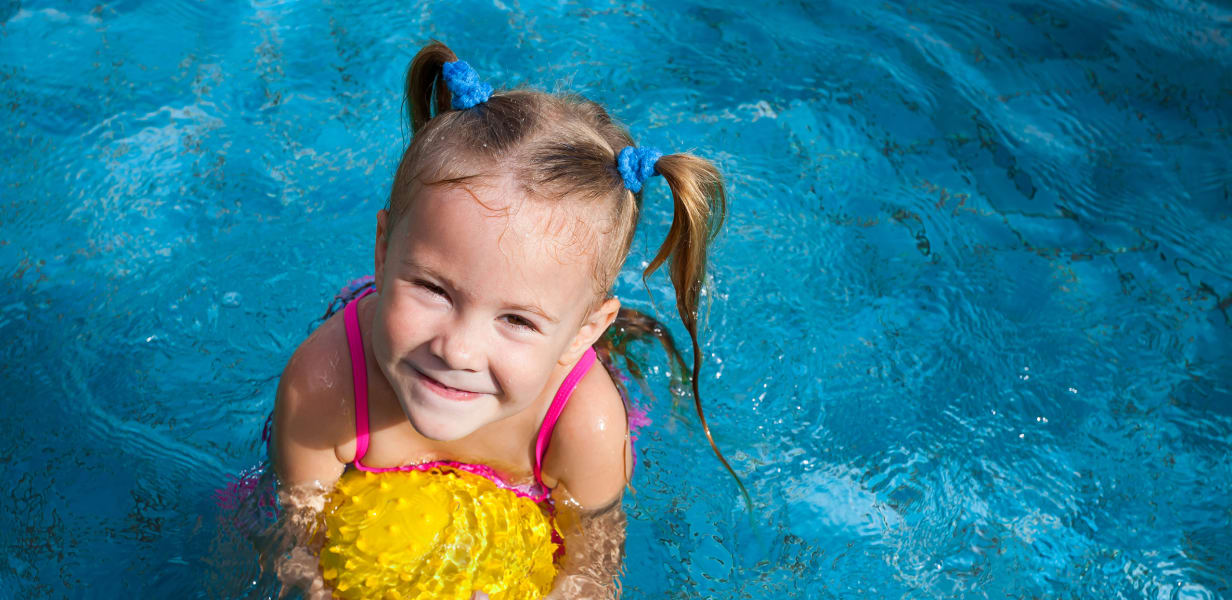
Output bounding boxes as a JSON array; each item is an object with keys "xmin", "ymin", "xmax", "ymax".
[{"xmin": 2, "ymin": 0, "xmax": 1230, "ymax": 598}]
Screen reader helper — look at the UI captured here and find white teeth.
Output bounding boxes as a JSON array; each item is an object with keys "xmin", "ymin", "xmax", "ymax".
[
  {"xmin": 437, "ymin": 380, "xmax": 466, "ymax": 392},
  {"xmin": 419, "ymin": 369, "xmax": 477, "ymax": 394},
  {"xmin": 407, "ymin": 362, "xmax": 493, "ymax": 395}
]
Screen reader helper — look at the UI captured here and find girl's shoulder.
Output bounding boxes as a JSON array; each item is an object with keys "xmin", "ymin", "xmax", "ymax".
[
  {"xmin": 272, "ymin": 309, "xmax": 357, "ymax": 486},
  {"xmin": 541, "ymin": 360, "xmax": 633, "ymax": 511}
]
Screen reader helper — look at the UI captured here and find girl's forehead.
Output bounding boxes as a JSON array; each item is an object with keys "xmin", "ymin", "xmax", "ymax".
[
  {"xmin": 403, "ymin": 175, "xmax": 595, "ymax": 252},
  {"xmin": 396, "ymin": 177, "xmax": 601, "ymax": 311}
]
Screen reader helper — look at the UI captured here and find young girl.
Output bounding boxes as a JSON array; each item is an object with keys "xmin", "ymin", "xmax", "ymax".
[{"xmin": 270, "ymin": 40, "xmax": 731, "ymax": 599}]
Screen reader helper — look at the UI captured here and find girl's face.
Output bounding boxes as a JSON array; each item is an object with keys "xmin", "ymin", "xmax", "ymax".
[{"xmin": 371, "ymin": 174, "xmax": 615, "ymax": 441}]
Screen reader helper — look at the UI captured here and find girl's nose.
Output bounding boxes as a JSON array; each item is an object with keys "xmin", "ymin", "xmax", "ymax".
[{"xmin": 430, "ymin": 319, "xmax": 485, "ymax": 372}]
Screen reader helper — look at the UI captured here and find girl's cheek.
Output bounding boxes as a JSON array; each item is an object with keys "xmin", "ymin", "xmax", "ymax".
[
  {"xmin": 380, "ymin": 297, "xmax": 422, "ymax": 347},
  {"xmin": 493, "ymin": 344, "xmax": 554, "ymax": 397}
]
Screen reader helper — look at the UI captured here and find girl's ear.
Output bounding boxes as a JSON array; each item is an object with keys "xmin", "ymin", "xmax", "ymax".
[
  {"xmin": 561, "ymin": 297, "xmax": 621, "ymax": 365},
  {"xmin": 374, "ymin": 209, "xmax": 389, "ymax": 295}
]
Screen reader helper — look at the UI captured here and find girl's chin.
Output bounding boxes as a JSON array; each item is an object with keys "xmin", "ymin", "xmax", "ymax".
[{"xmin": 400, "ymin": 400, "xmax": 486, "ymax": 442}]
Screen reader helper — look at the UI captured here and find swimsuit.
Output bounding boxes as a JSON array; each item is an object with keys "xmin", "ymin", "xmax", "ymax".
[{"xmin": 342, "ymin": 287, "xmax": 596, "ymax": 505}]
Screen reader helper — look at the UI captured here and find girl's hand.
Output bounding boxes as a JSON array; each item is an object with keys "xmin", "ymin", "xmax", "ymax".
[{"xmin": 470, "ymin": 592, "xmax": 489, "ymax": 600}]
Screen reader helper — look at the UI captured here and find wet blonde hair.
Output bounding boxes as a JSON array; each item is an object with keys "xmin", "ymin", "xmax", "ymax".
[{"xmin": 388, "ymin": 41, "xmax": 743, "ymax": 499}]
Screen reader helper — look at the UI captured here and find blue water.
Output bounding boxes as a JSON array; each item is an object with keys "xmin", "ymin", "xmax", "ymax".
[{"xmin": 2, "ymin": 0, "xmax": 1230, "ymax": 598}]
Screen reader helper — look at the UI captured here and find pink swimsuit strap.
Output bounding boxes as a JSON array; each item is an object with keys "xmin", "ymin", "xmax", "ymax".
[
  {"xmin": 532, "ymin": 345, "xmax": 595, "ymax": 490},
  {"xmin": 342, "ymin": 288, "xmax": 596, "ymax": 503},
  {"xmin": 344, "ymin": 288, "xmax": 377, "ymax": 467}
]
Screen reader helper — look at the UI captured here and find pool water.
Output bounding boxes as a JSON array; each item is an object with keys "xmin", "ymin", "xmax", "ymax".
[{"xmin": 2, "ymin": 0, "xmax": 1230, "ymax": 598}]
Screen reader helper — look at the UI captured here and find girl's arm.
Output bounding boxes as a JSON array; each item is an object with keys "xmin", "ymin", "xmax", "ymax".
[
  {"xmin": 546, "ymin": 499, "xmax": 629, "ymax": 600},
  {"xmin": 542, "ymin": 367, "xmax": 635, "ymax": 599},
  {"xmin": 270, "ymin": 317, "xmax": 350, "ymax": 488},
  {"xmin": 267, "ymin": 320, "xmax": 352, "ymax": 598}
]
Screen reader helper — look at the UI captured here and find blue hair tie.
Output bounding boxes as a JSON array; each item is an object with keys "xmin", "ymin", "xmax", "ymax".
[
  {"xmin": 617, "ymin": 146, "xmax": 662, "ymax": 193},
  {"xmin": 442, "ymin": 60, "xmax": 493, "ymax": 110}
]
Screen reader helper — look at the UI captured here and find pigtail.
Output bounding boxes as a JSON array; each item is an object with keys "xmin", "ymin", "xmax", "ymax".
[
  {"xmin": 405, "ymin": 40, "xmax": 457, "ymax": 133},
  {"xmin": 646, "ymin": 154, "xmax": 750, "ymax": 509}
]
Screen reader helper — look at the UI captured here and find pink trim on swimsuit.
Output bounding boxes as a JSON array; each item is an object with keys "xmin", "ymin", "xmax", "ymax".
[{"xmin": 342, "ymin": 288, "xmax": 596, "ymax": 504}]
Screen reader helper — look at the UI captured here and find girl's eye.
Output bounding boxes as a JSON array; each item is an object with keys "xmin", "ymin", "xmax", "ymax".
[
  {"xmin": 416, "ymin": 280, "xmax": 447, "ymax": 298},
  {"xmin": 503, "ymin": 315, "xmax": 538, "ymax": 332}
]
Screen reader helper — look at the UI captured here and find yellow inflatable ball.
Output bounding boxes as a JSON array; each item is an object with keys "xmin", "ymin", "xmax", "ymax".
[{"xmin": 315, "ymin": 467, "xmax": 559, "ymax": 600}]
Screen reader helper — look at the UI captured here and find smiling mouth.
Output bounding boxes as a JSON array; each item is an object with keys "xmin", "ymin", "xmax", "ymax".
[{"xmin": 411, "ymin": 366, "xmax": 483, "ymax": 401}]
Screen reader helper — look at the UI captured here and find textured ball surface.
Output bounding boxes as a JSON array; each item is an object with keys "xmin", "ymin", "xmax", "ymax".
[{"xmin": 316, "ymin": 468, "xmax": 559, "ymax": 600}]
